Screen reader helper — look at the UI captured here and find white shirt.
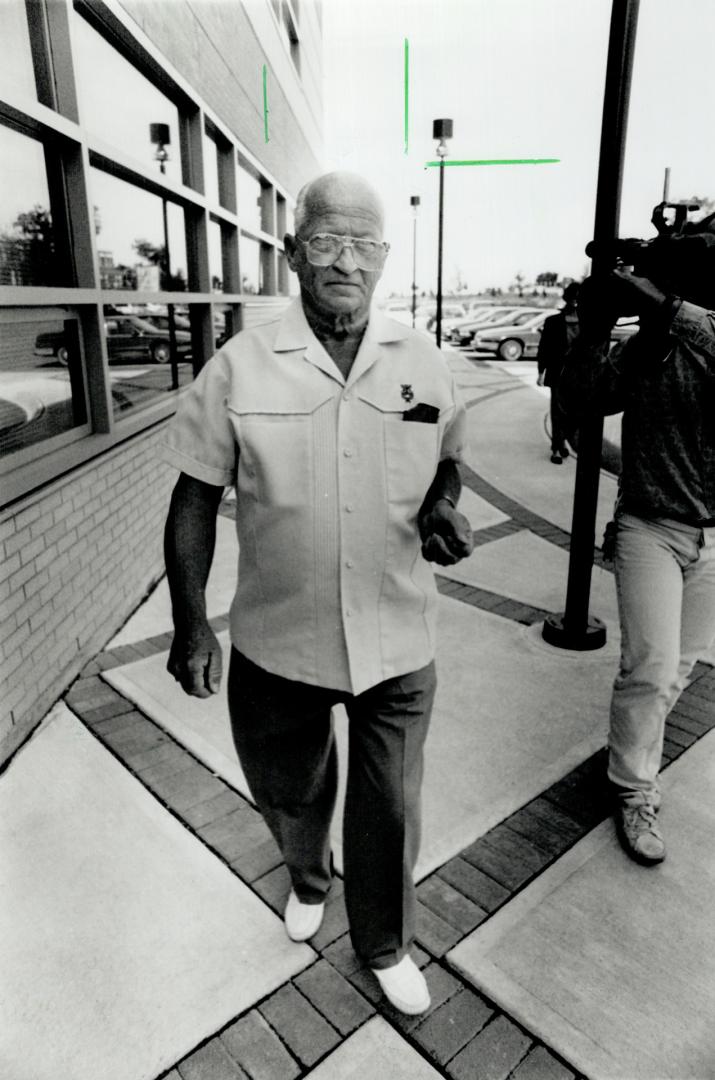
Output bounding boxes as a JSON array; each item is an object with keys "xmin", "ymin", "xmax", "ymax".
[{"xmin": 163, "ymin": 298, "xmax": 467, "ymax": 694}]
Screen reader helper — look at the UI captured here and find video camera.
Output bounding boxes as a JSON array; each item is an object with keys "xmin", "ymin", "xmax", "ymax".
[{"xmin": 585, "ymin": 200, "xmax": 715, "ymax": 309}]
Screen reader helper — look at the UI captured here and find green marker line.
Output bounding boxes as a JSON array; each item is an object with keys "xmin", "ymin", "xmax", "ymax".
[
  {"xmin": 404, "ymin": 39, "xmax": 409, "ymax": 155},
  {"xmin": 425, "ymin": 158, "xmax": 560, "ymax": 167},
  {"xmin": 263, "ymin": 64, "xmax": 269, "ymax": 143}
]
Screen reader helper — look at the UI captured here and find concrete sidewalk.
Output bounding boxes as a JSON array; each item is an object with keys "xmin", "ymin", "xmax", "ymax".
[{"xmin": 3, "ymin": 348, "xmax": 715, "ymax": 1080}]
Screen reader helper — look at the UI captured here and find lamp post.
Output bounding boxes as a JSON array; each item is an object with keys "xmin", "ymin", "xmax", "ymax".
[
  {"xmin": 410, "ymin": 195, "xmax": 420, "ymax": 328},
  {"xmin": 432, "ymin": 118, "xmax": 452, "ymax": 349},
  {"xmin": 149, "ymin": 122, "xmax": 178, "ymax": 390}
]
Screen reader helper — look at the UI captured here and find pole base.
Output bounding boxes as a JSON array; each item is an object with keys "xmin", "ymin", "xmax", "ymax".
[{"xmin": 542, "ymin": 613, "xmax": 607, "ymax": 651}]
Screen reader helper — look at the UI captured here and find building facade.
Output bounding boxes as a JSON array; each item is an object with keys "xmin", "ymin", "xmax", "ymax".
[{"xmin": 0, "ymin": 0, "xmax": 323, "ymax": 762}]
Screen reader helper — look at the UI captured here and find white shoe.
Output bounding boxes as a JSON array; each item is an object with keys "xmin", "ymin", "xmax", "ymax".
[
  {"xmin": 284, "ymin": 890, "xmax": 325, "ymax": 942},
  {"xmin": 372, "ymin": 955, "xmax": 431, "ymax": 1015}
]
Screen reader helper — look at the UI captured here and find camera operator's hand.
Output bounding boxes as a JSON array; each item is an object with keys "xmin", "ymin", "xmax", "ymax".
[
  {"xmin": 576, "ymin": 275, "xmax": 620, "ymax": 341},
  {"xmin": 610, "ymin": 268, "xmax": 668, "ymax": 319}
]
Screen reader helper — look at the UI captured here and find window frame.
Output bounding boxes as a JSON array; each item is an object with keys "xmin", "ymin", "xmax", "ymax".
[{"xmin": 0, "ymin": 0, "xmax": 295, "ymax": 507}]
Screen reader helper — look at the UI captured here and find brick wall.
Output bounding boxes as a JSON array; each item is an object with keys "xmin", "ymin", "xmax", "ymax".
[{"xmin": 0, "ymin": 425, "xmax": 174, "ymax": 765}]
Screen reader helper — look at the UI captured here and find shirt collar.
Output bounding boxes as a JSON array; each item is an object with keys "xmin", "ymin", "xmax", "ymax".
[{"xmin": 273, "ymin": 297, "xmax": 410, "ymax": 353}]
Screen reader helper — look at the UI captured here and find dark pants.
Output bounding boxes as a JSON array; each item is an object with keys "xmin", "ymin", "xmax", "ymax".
[
  {"xmin": 227, "ymin": 649, "xmax": 436, "ymax": 969},
  {"xmin": 550, "ymin": 387, "xmax": 568, "ymax": 453}
]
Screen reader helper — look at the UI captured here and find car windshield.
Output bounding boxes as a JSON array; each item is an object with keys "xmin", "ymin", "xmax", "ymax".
[{"xmin": 511, "ymin": 311, "xmax": 540, "ymax": 325}]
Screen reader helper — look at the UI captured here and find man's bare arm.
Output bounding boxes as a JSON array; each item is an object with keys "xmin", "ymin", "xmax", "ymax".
[
  {"xmin": 164, "ymin": 472, "xmax": 225, "ymax": 697},
  {"xmin": 417, "ymin": 459, "xmax": 474, "ymax": 566}
]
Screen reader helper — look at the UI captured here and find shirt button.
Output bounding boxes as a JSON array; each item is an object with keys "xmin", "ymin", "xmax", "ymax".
[
  {"xmin": 345, "ymin": 608, "xmax": 353, "ymax": 617},
  {"xmin": 343, "ymin": 392, "xmax": 351, "ymax": 401},
  {"xmin": 344, "ymin": 503, "xmax": 354, "ymax": 513},
  {"xmin": 345, "ymin": 559, "xmax": 354, "ymax": 568},
  {"xmin": 343, "ymin": 448, "xmax": 353, "ymax": 458}
]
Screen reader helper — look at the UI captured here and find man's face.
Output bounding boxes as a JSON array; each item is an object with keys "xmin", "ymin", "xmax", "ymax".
[{"xmin": 285, "ymin": 204, "xmax": 385, "ymax": 322}]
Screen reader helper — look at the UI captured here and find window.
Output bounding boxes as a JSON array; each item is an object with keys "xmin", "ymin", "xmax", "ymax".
[
  {"xmin": 0, "ymin": 125, "xmax": 66, "ymax": 287},
  {"xmin": 0, "ymin": 1, "xmax": 36, "ymax": 101},
  {"xmin": 237, "ymin": 161, "xmax": 263, "ymax": 234},
  {"xmin": 72, "ymin": 13, "xmax": 183, "ymax": 184},
  {"xmin": 239, "ymin": 234, "xmax": 262, "ymax": 294},
  {"xmin": 90, "ymin": 168, "xmax": 188, "ymax": 291},
  {"xmin": 1, "ymin": 1, "xmax": 297, "ymax": 494},
  {"xmin": 208, "ymin": 219, "xmax": 224, "ymax": 292},
  {"xmin": 279, "ymin": 4, "xmax": 301, "ymax": 74},
  {"xmin": 0, "ymin": 307, "xmax": 87, "ymax": 458},
  {"xmin": 203, "ymin": 128, "xmax": 221, "ymax": 207},
  {"xmin": 104, "ymin": 304, "xmax": 193, "ymax": 418}
]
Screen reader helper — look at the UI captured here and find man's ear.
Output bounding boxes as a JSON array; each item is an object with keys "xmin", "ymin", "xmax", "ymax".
[{"xmin": 284, "ymin": 234, "xmax": 299, "ymax": 272}]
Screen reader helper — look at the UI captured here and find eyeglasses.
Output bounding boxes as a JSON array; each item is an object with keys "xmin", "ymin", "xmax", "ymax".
[{"xmin": 296, "ymin": 233, "xmax": 390, "ymax": 271}]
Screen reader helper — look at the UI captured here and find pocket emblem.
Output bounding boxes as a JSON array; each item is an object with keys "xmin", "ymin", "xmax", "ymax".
[{"xmin": 401, "ymin": 383, "xmax": 415, "ymax": 404}]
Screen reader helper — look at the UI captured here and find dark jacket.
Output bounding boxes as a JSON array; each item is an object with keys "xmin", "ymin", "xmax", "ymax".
[{"xmin": 537, "ymin": 311, "xmax": 578, "ymax": 386}]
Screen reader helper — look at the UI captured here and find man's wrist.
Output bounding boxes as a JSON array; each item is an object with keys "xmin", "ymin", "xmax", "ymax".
[{"xmin": 435, "ymin": 494, "xmax": 457, "ymax": 510}]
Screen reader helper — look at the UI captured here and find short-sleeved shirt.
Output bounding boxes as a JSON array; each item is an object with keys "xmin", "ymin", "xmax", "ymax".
[{"xmin": 163, "ymin": 298, "xmax": 467, "ymax": 694}]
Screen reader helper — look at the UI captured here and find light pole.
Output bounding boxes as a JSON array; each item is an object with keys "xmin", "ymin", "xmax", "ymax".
[
  {"xmin": 149, "ymin": 122, "xmax": 178, "ymax": 390},
  {"xmin": 410, "ymin": 195, "xmax": 420, "ymax": 328},
  {"xmin": 432, "ymin": 118, "xmax": 452, "ymax": 349}
]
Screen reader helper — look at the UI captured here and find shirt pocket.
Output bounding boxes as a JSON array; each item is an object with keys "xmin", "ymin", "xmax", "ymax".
[
  {"xmin": 358, "ymin": 392, "xmax": 441, "ymax": 510},
  {"xmin": 228, "ymin": 392, "xmax": 333, "ymax": 508}
]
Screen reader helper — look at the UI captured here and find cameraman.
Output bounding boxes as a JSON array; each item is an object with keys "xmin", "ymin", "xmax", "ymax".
[{"xmin": 560, "ymin": 253, "xmax": 715, "ymax": 866}]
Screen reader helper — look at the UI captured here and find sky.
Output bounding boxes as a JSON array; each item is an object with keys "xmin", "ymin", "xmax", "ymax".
[{"xmin": 321, "ymin": 0, "xmax": 715, "ymax": 299}]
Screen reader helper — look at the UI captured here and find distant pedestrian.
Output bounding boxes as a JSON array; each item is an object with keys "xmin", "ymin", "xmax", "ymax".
[
  {"xmin": 162, "ymin": 171, "xmax": 474, "ymax": 1015},
  {"xmin": 536, "ymin": 282, "xmax": 581, "ymax": 463}
]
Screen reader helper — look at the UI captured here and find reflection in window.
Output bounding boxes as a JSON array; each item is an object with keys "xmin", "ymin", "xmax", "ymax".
[
  {"xmin": 239, "ymin": 234, "xmax": 262, "ymax": 294},
  {"xmin": 238, "ymin": 163, "xmax": 263, "ymax": 234},
  {"xmin": 0, "ymin": 126, "xmax": 63, "ymax": 287},
  {"xmin": 0, "ymin": 308, "xmax": 87, "ymax": 458},
  {"xmin": 0, "ymin": 1, "xmax": 36, "ymax": 101},
  {"xmin": 103, "ymin": 304, "xmax": 192, "ymax": 419},
  {"xmin": 91, "ymin": 168, "xmax": 187, "ymax": 291},
  {"xmin": 72, "ymin": 13, "xmax": 183, "ymax": 184}
]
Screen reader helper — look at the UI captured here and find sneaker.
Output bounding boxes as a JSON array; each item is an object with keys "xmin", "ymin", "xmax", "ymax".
[
  {"xmin": 550, "ymin": 452, "xmax": 563, "ymax": 464},
  {"xmin": 616, "ymin": 796, "xmax": 665, "ymax": 865},
  {"xmin": 372, "ymin": 955, "xmax": 431, "ymax": 1015},
  {"xmin": 284, "ymin": 891, "xmax": 325, "ymax": 941}
]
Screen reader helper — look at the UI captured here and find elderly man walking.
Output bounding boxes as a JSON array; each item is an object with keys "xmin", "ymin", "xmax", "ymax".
[{"xmin": 163, "ymin": 171, "xmax": 473, "ymax": 1014}]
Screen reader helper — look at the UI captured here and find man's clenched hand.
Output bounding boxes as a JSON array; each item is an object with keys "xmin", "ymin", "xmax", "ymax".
[
  {"xmin": 167, "ymin": 622, "xmax": 223, "ymax": 698},
  {"xmin": 420, "ymin": 500, "xmax": 474, "ymax": 566}
]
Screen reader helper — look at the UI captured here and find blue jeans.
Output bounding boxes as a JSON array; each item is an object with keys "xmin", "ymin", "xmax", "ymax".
[
  {"xmin": 228, "ymin": 649, "xmax": 436, "ymax": 968},
  {"xmin": 609, "ymin": 513, "xmax": 715, "ymax": 798}
]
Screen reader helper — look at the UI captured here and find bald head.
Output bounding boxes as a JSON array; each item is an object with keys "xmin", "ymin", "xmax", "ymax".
[{"xmin": 294, "ymin": 172, "xmax": 385, "ymax": 237}]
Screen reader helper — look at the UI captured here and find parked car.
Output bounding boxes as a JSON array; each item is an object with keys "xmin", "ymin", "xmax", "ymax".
[
  {"xmin": 446, "ymin": 306, "xmax": 525, "ymax": 345},
  {"xmin": 34, "ymin": 315, "xmax": 192, "ymax": 366},
  {"xmin": 473, "ymin": 309, "xmax": 559, "ymax": 360}
]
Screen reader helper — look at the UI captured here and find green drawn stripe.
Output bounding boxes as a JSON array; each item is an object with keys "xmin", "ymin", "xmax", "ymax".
[
  {"xmin": 404, "ymin": 39, "xmax": 409, "ymax": 155},
  {"xmin": 425, "ymin": 158, "xmax": 560, "ymax": 167},
  {"xmin": 263, "ymin": 65, "xmax": 269, "ymax": 143}
]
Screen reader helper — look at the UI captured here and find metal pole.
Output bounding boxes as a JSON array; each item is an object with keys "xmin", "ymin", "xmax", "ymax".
[
  {"xmin": 543, "ymin": 0, "xmax": 640, "ymax": 651},
  {"xmin": 436, "ymin": 159, "xmax": 445, "ymax": 349},
  {"xmin": 412, "ymin": 212, "xmax": 418, "ymax": 328}
]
